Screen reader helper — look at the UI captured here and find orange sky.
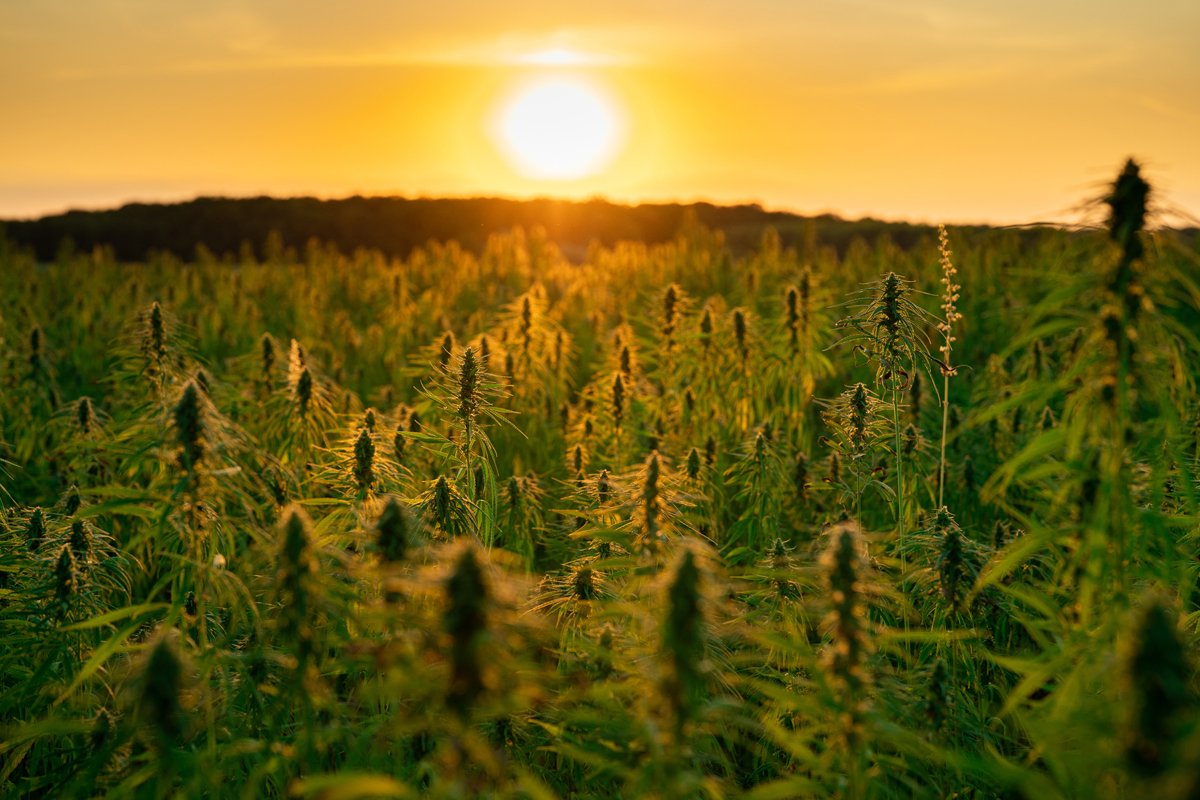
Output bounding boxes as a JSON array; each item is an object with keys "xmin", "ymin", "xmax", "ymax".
[{"xmin": 2, "ymin": 1, "xmax": 1198, "ymax": 224}]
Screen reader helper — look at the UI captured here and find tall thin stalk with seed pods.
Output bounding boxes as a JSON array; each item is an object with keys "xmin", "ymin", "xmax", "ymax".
[{"xmin": 936, "ymin": 225, "xmax": 961, "ymax": 508}]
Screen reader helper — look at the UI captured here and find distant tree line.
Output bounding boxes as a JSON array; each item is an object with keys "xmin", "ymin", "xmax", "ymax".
[{"xmin": 1, "ymin": 195, "xmax": 1008, "ymax": 263}]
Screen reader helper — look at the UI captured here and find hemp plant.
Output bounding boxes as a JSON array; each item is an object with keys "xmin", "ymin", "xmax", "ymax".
[{"xmin": 836, "ymin": 272, "xmax": 936, "ymax": 539}]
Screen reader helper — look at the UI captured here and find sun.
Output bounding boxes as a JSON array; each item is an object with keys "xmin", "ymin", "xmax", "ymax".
[{"xmin": 493, "ymin": 75, "xmax": 624, "ymax": 181}]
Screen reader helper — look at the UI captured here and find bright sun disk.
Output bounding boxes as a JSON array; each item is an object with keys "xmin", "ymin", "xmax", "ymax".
[{"xmin": 493, "ymin": 76, "xmax": 623, "ymax": 181}]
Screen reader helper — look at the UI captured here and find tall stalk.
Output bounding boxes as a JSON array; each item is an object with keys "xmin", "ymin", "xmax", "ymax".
[
  {"xmin": 891, "ymin": 379, "xmax": 905, "ymax": 539},
  {"xmin": 936, "ymin": 226, "xmax": 961, "ymax": 508},
  {"xmin": 458, "ymin": 346, "xmax": 479, "ymax": 498}
]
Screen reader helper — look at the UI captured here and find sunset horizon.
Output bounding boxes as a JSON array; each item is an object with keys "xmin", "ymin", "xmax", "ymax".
[
  {"xmin": 4, "ymin": 2, "xmax": 1198, "ymax": 225},
  {"xmin": 5, "ymin": 174, "xmax": 1186, "ymax": 230}
]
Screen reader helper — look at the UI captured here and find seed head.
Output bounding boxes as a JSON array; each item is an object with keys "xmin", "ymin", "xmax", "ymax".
[
  {"xmin": 173, "ymin": 381, "xmax": 205, "ymax": 473},
  {"xmin": 55, "ymin": 545, "xmax": 78, "ymax": 608},
  {"xmin": 821, "ymin": 521, "xmax": 871, "ymax": 717},
  {"xmin": 289, "ymin": 338, "xmax": 306, "ymax": 371},
  {"xmin": 62, "ymin": 485, "xmax": 82, "ymax": 517},
  {"xmin": 277, "ymin": 507, "xmax": 317, "ymax": 662},
  {"xmin": 260, "ymin": 333, "xmax": 275, "ymax": 379},
  {"xmin": 662, "ymin": 549, "xmax": 705, "ymax": 734},
  {"xmin": 139, "ymin": 631, "xmax": 187, "ymax": 751},
  {"xmin": 596, "ymin": 469, "xmax": 612, "ymax": 505},
  {"xmin": 850, "ymin": 383, "xmax": 870, "ymax": 444},
  {"xmin": 69, "ymin": 519, "xmax": 91, "ymax": 563},
  {"xmin": 699, "ymin": 306, "xmax": 714, "ymax": 350},
  {"xmin": 478, "ymin": 334, "xmax": 492, "ymax": 370},
  {"xmin": 764, "ymin": 538, "xmax": 800, "ymax": 600},
  {"xmin": 612, "ymin": 373, "xmax": 626, "ymax": 429},
  {"xmin": 785, "ymin": 284, "xmax": 801, "ymax": 350},
  {"xmin": 639, "ymin": 452, "xmax": 663, "ymax": 550},
  {"xmin": 194, "ymin": 368, "xmax": 211, "ymax": 397},
  {"xmin": 936, "ymin": 225, "xmax": 962, "ymax": 374},
  {"xmin": 457, "ymin": 346, "xmax": 480, "ymax": 426},
  {"xmin": 933, "ymin": 507, "xmax": 968, "ymax": 611},
  {"xmin": 145, "ymin": 302, "xmax": 167, "ymax": 366},
  {"xmin": 352, "ymin": 426, "xmax": 376, "ymax": 493},
  {"xmin": 732, "ymin": 308, "xmax": 749, "ymax": 360},
  {"xmin": 425, "ymin": 475, "xmax": 471, "ymax": 537},
  {"xmin": 77, "ymin": 397, "xmax": 94, "ymax": 435},
  {"xmin": 572, "ymin": 566, "xmax": 598, "ymax": 601},
  {"xmin": 793, "ymin": 452, "xmax": 809, "ymax": 500},
  {"xmin": 439, "ymin": 331, "xmax": 455, "ymax": 368},
  {"xmin": 444, "ymin": 546, "xmax": 489, "ymax": 719},
  {"xmin": 1107, "ymin": 158, "xmax": 1150, "ymax": 262},
  {"xmin": 27, "ymin": 507, "xmax": 46, "ymax": 551},
  {"xmin": 767, "ymin": 537, "xmax": 790, "ymax": 565},
  {"xmin": 520, "ymin": 296, "xmax": 533, "ymax": 342},
  {"xmin": 992, "ymin": 519, "xmax": 1011, "ymax": 549},
  {"xmin": 295, "ymin": 368, "xmax": 313, "ymax": 418},
  {"xmin": 1121, "ymin": 595, "xmax": 1194, "ymax": 777},
  {"xmin": 506, "ymin": 475, "xmax": 525, "ymax": 514},
  {"xmin": 880, "ymin": 273, "xmax": 903, "ymax": 338},
  {"xmin": 664, "ymin": 284, "xmax": 679, "ymax": 320},
  {"xmin": 619, "ymin": 345, "xmax": 633, "ymax": 378},
  {"xmin": 798, "ymin": 267, "xmax": 813, "ymax": 334},
  {"xmin": 375, "ymin": 496, "xmax": 413, "ymax": 563},
  {"xmin": 753, "ymin": 430, "xmax": 768, "ymax": 464}
]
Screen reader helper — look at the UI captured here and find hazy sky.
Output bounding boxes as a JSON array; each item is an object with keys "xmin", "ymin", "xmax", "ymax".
[{"xmin": 3, "ymin": 0, "xmax": 1198, "ymax": 223}]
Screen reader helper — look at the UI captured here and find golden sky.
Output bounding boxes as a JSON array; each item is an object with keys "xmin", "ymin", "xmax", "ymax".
[{"xmin": 2, "ymin": 1, "xmax": 1198, "ymax": 224}]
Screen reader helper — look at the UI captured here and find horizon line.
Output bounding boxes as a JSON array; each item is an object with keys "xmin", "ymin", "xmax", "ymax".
[{"xmin": 1, "ymin": 187, "xmax": 1113, "ymax": 232}]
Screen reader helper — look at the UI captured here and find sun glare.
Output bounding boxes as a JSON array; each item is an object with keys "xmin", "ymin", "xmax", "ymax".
[
  {"xmin": 493, "ymin": 75, "xmax": 624, "ymax": 181},
  {"xmin": 515, "ymin": 48, "xmax": 592, "ymax": 66}
]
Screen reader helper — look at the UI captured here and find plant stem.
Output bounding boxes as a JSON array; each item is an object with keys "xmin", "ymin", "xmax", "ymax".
[
  {"xmin": 892, "ymin": 378, "xmax": 904, "ymax": 540},
  {"xmin": 938, "ymin": 370, "xmax": 950, "ymax": 509},
  {"xmin": 893, "ymin": 375, "xmax": 909, "ymax": 636},
  {"xmin": 464, "ymin": 418, "xmax": 474, "ymax": 499}
]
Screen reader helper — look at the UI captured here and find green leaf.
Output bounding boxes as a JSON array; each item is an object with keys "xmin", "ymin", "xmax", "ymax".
[
  {"xmin": 54, "ymin": 621, "xmax": 145, "ymax": 704},
  {"xmin": 290, "ymin": 773, "xmax": 414, "ymax": 800},
  {"xmin": 59, "ymin": 603, "xmax": 168, "ymax": 631}
]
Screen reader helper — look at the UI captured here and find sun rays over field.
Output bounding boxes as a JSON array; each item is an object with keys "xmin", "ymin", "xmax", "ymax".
[{"xmin": 1, "ymin": 2, "xmax": 1196, "ymax": 221}]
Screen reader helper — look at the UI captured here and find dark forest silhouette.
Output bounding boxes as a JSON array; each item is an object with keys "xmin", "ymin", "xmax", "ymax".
[{"xmin": 5, "ymin": 195, "xmax": 996, "ymax": 262}]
